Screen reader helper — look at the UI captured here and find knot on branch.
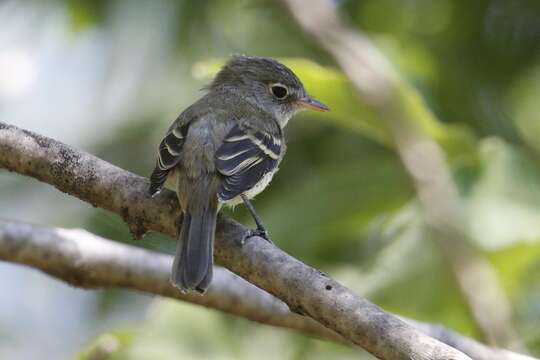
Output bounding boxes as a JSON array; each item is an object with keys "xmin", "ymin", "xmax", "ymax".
[{"xmin": 120, "ymin": 206, "xmax": 149, "ymax": 240}]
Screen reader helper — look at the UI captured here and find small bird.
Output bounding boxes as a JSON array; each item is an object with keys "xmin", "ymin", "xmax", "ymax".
[{"xmin": 149, "ymin": 55, "xmax": 328, "ymax": 293}]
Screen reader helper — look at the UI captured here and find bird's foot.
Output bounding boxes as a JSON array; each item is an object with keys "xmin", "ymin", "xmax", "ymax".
[{"xmin": 239, "ymin": 227, "xmax": 273, "ymax": 246}]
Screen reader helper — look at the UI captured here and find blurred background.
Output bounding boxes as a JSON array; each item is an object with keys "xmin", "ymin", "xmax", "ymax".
[{"xmin": 1, "ymin": 0, "xmax": 539, "ymax": 359}]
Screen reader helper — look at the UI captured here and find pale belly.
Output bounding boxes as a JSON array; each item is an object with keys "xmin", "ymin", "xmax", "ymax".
[{"xmin": 163, "ymin": 167, "xmax": 278, "ymax": 207}]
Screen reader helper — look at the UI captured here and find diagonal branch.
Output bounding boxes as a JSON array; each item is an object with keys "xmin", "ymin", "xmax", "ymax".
[
  {"xmin": 0, "ymin": 219, "xmax": 341, "ymax": 342},
  {"xmin": 0, "ymin": 121, "xmax": 474, "ymax": 360},
  {"xmin": 0, "ymin": 219, "xmax": 533, "ymax": 360}
]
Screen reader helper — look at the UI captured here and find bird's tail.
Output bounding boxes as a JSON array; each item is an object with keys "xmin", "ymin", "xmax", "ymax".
[{"xmin": 171, "ymin": 204, "xmax": 217, "ymax": 293}]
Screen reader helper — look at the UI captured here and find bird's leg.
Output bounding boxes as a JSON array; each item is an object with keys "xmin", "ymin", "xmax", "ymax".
[{"xmin": 241, "ymin": 194, "xmax": 273, "ymax": 244}]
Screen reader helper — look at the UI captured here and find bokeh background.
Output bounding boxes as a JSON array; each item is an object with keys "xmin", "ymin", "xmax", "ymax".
[{"xmin": 1, "ymin": 0, "xmax": 540, "ymax": 359}]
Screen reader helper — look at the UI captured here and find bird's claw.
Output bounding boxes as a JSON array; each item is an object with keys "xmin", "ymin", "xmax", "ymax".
[{"xmin": 239, "ymin": 228, "xmax": 273, "ymax": 246}]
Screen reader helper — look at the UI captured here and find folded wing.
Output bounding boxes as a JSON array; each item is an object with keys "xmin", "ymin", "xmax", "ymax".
[
  {"xmin": 149, "ymin": 121, "xmax": 189, "ymax": 196},
  {"xmin": 215, "ymin": 124, "xmax": 281, "ymax": 201}
]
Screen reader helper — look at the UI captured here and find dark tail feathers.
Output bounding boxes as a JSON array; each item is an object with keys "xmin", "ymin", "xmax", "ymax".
[{"xmin": 171, "ymin": 206, "xmax": 217, "ymax": 293}]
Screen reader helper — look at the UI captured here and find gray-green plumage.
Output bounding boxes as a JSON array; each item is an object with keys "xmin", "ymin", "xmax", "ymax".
[{"xmin": 149, "ymin": 55, "xmax": 328, "ymax": 293}]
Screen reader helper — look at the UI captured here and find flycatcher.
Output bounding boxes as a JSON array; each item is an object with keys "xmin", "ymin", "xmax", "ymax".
[{"xmin": 149, "ymin": 55, "xmax": 328, "ymax": 293}]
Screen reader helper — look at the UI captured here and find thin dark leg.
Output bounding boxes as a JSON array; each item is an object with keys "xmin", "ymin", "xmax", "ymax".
[
  {"xmin": 241, "ymin": 194, "xmax": 266, "ymax": 233},
  {"xmin": 241, "ymin": 194, "xmax": 272, "ymax": 243}
]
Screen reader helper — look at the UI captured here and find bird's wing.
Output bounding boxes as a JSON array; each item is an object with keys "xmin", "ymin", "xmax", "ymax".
[
  {"xmin": 149, "ymin": 116, "xmax": 190, "ymax": 196},
  {"xmin": 215, "ymin": 123, "xmax": 282, "ymax": 201}
]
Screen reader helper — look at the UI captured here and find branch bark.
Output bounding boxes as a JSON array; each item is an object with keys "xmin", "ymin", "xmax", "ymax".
[
  {"xmin": 0, "ymin": 219, "xmax": 341, "ymax": 342},
  {"xmin": 0, "ymin": 121, "xmax": 476, "ymax": 360},
  {"xmin": 279, "ymin": 0, "xmax": 519, "ymax": 349},
  {"xmin": 0, "ymin": 219, "xmax": 534, "ymax": 360}
]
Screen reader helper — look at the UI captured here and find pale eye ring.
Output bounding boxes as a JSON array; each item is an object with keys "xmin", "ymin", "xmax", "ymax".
[{"xmin": 270, "ymin": 83, "xmax": 289, "ymax": 100}]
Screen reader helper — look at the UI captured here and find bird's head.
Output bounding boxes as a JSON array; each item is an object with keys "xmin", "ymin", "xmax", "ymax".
[{"xmin": 210, "ymin": 55, "xmax": 329, "ymax": 127}]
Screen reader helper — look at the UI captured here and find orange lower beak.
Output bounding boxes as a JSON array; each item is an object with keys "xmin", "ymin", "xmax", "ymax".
[{"xmin": 298, "ymin": 97, "xmax": 329, "ymax": 112}]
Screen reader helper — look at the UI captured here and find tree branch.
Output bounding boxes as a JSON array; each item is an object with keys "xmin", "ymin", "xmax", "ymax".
[
  {"xmin": 279, "ymin": 0, "xmax": 519, "ymax": 349},
  {"xmin": 0, "ymin": 219, "xmax": 341, "ymax": 342},
  {"xmin": 0, "ymin": 219, "xmax": 533, "ymax": 360},
  {"xmin": 1, "ymin": 121, "xmax": 476, "ymax": 360}
]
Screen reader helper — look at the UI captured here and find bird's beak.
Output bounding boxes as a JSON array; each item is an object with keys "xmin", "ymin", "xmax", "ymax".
[{"xmin": 298, "ymin": 97, "xmax": 329, "ymax": 112}]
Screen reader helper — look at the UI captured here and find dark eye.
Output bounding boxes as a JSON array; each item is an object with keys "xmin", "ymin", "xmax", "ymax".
[{"xmin": 270, "ymin": 84, "xmax": 288, "ymax": 99}]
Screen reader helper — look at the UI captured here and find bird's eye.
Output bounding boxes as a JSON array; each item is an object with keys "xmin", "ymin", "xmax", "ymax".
[{"xmin": 270, "ymin": 84, "xmax": 288, "ymax": 100}]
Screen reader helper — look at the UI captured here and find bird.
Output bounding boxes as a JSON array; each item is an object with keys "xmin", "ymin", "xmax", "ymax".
[{"xmin": 148, "ymin": 55, "xmax": 329, "ymax": 293}]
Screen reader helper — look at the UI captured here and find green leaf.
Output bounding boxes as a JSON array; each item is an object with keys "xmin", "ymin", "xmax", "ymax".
[
  {"xmin": 467, "ymin": 138, "xmax": 540, "ymax": 249},
  {"xmin": 487, "ymin": 243, "xmax": 540, "ymax": 299},
  {"xmin": 510, "ymin": 63, "xmax": 540, "ymax": 154},
  {"xmin": 338, "ymin": 205, "xmax": 478, "ymax": 337}
]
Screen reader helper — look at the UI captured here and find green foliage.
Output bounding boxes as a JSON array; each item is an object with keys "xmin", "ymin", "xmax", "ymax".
[
  {"xmin": 70, "ymin": 0, "xmax": 539, "ymax": 356},
  {"xmin": 5, "ymin": 0, "xmax": 539, "ymax": 358},
  {"xmin": 66, "ymin": 0, "xmax": 108, "ymax": 32},
  {"xmin": 467, "ymin": 138, "xmax": 540, "ymax": 250},
  {"xmin": 78, "ymin": 300, "xmax": 371, "ymax": 360}
]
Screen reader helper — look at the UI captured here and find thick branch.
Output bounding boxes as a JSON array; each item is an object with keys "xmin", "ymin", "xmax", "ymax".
[
  {"xmin": 0, "ymin": 219, "xmax": 340, "ymax": 342},
  {"xmin": 0, "ymin": 220, "xmax": 533, "ymax": 360},
  {"xmin": 279, "ymin": 0, "xmax": 518, "ymax": 348},
  {"xmin": 0, "ymin": 122, "xmax": 474, "ymax": 359}
]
